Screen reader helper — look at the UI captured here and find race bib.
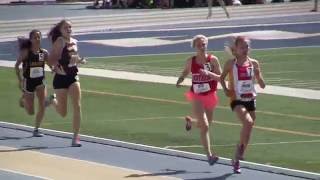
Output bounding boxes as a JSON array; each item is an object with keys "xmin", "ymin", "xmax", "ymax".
[
  {"xmin": 237, "ymin": 80, "xmax": 254, "ymax": 94},
  {"xmin": 30, "ymin": 67, "xmax": 43, "ymax": 78},
  {"xmin": 204, "ymin": 62, "xmax": 212, "ymax": 71},
  {"xmin": 38, "ymin": 53, "xmax": 44, "ymax": 61},
  {"xmin": 68, "ymin": 55, "xmax": 78, "ymax": 67},
  {"xmin": 193, "ymin": 83, "xmax": 211, "ymax": 94}
]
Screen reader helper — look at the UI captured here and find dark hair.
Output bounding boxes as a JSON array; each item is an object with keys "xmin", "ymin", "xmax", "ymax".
[
  {"xmin": 17, "ymin": 29, "xmax": 42, "ymax": 51},
  {"xmin": 29, "ymin": 29, "xmax": 41, "ymax": 39},
  {"xmin": 48, "ymin": 19, "xmax": 70, "ymax": 43},
  {"xmin": 17, "ymin": 37, "xmax": 31, "ymax": 50}
]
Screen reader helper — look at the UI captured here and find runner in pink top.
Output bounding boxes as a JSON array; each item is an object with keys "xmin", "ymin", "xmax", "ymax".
[{"xmin": 176, "ymin": 34, "xmax": 221, "ymax": 165}]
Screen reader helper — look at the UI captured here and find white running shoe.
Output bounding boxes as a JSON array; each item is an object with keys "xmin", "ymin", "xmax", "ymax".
[
  {"xmin": 45, "ymin": 94, "xmax": 56, "ymax": 107},
  {"xmin": 232, "ymin": 0, "xmax": 242, "ymax": 5}
]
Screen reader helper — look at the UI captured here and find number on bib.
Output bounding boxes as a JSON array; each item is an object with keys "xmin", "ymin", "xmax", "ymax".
[
  {"xmin": 193, "ymin": 83, "xmax": 211, "ymax": 94},
  {"xmin": 38, "ymin": 53, "xmax": 44, "ymax": 61},
  {"xmin": 30, "ymin": 67, "xmax": 43, "ymax": 78},
  {"xmin": 237, "ymin": 80, "xmax": 253, "ymax": 94}
]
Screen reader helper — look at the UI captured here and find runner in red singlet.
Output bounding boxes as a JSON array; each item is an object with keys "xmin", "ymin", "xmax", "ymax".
[{"xmin": 176, "ymin": 34, "xmax": 221, "ymax": 166}]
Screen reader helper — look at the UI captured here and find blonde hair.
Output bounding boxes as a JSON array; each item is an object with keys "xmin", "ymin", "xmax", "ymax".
[{"xmin": 191, "ymin": 34, "xmax": 208, "ymax": 48}]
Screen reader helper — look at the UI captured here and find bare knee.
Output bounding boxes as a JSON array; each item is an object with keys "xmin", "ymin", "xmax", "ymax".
[
  {"xmin": 199, "ymin": 123, "xmax": 209, "ymax": 133},
  {"xmin": 244, "ymin": 119, "xmax": 254, "ymax": 129}
]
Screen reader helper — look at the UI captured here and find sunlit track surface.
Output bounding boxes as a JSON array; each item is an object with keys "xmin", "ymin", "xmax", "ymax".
[{"xmin": 1, "ymin": 123, "xmax": 319, "ymax": 180}]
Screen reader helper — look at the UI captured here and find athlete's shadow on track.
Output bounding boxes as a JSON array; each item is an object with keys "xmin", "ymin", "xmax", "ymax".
[
  {"xmin": 0, "ymin": 145, "xmax": 71, "ymax": 152},
  {"xmin": 185, "ymin": 173, "xmax": 234, "ymax": 180},
  {"xmin": 0, "ymin": 136, "xmax": 33, "ymax": 140},
  {"xmin": 126, "ymin": 168, "xmax": 233, "ymax": 179}
]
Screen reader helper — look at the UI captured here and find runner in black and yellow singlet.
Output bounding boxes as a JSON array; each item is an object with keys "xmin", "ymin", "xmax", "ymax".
[{"xmin": 15, "ymin": 29, "xmax": 49, "ymax": 137}]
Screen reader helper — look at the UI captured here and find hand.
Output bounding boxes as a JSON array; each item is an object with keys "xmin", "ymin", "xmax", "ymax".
[
  {"xmin": 78, "ymin": 57, "xmax": 87, "ymax": 65},
  {"xmin": 223, "ymin": 88, "xmax": 231, "ymax": 97},
  {"xmin": 176, "ymin": 77, "xmax": 184, "ymax": 88},
  {"xmin": 53, "ymin": 65, "xmax": 66, "ymax": 75},
  {"xmin": 199, "ymin": 69, "xmax": 209, "ymax": 76}
]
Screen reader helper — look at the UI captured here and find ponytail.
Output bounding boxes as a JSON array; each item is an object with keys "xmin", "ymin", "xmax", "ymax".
[
  {"xmin": 48, "ymin": 19, "xmax": 69, "ymax": 43},
  {"xmin": 17, "ymin": 29, "xmax": 42, "ymax": 51},
  {"xmin": 17, "ymin": 37, "xmax": 31, "ymax": 51}
]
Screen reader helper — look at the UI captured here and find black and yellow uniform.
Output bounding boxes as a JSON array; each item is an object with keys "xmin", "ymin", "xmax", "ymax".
[
  {"xmin": 22, "ymin": 49, "xmax": 46, "ymax": 93},
  {"xmin": 53, "ymin": 41, "xmax": 79, "ymax": 89}
]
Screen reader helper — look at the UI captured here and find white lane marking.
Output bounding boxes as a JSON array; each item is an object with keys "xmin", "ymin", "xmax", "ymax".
[
  {"xmin": 0, "ymin": 168, "xmax": 52, "ymax": 180},
  {"xmin": 164, "ymin": 139, "xmax": 320, "ymax": 149},
  {"xmin": 80, "ymin": 30, "xmax": 320, "ymax": 47},
  {"xmin": 86, "ymin": 45, "xmax": 320, "ymax": 59}
]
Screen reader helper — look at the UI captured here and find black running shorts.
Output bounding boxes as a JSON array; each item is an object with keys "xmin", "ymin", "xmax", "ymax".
[
  {"xmin": 53, "ymin": 74, "xmax": 78, "ymax": 89},
  {"xmin": 23, "ymin": 77, "xmax": 44, "ymax": 93},
  {"xmin": 230, "ymin": 99, "xmax": 256, "ymax": 111}
]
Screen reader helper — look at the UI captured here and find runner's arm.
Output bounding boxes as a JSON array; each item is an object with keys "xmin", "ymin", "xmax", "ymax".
[
  {"xmin": 48, "ymin": 37, "xmax": 64, "ymax": 67},
  {"xmin": 176, "ymin": 58, "xmax": 192, "ymax": 87},
  {"xmin": 43, "ymin": 49, "xmax": 53, "ymax": 70},
  {"xmin": 200, "ymin": 55, "xmax": 221, "ymax": 81},
  {"xmin": 220, "ymin": 59, "xmax": 232, "ymax": 96},
  {"xmin": 253, "ymin": 60, "xmax": 266, "ymax": 89},
  {"xmin": 14, "ymin": 50, "xmax": 27, "ymax": 90}
]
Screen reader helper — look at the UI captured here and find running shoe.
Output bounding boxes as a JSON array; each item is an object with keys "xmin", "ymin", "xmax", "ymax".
[
  {"xmin": 33, "ymin": 129, "xmax": 44, "ymax": 137},
  {"xmin": 185, "ymin": 116, "xmax": 192, "ymax": 131},
  {"xmin": 232, "ymin": 159, "xmax": 241, "ymax": 174},
  {"xmin": 232, "ymin": 0, "xmax": 242, "ymax": 5},
  {"xmin": 208, "ymin": 155, "xmax": 219, "ymax": 166},
  {"xmin": 45, "ymin": 94, "xmax": 56, "ymax": 107},
  {"xmin": 71, "ymin": 135, "xmax": 82, "ymax": 147}
]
